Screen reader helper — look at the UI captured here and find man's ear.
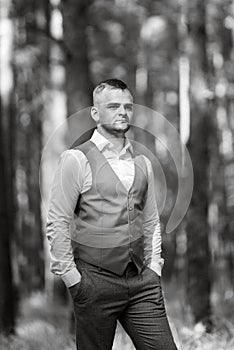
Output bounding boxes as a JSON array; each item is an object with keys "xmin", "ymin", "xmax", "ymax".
[{"xmin": 91, "ymin": 106, "xmax": 99, "ymax": 124}]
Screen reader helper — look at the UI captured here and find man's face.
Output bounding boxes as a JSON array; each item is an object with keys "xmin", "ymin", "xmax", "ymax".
[{"xmin": 93, "ymin": 88, "xmax": 133, "ymax": 135}]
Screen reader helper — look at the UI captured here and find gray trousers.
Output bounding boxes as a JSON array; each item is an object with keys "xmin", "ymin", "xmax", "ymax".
[{"xmin": 70, "ymin": 259, "xmax": 178, "ymax": 350}]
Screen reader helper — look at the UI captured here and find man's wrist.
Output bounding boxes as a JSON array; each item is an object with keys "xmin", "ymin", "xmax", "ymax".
[
  {"xmin": 148, "ymin": 258, "xmax": 164, "ymax": 277},
  {"xmin": 61, "ymin": 267, "xmax": 81, "ymax": 288}
]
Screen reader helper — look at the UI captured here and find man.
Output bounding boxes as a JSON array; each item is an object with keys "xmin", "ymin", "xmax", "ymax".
[{"xmin": 47, "ymin": 79, "xmax": 178, "ymax": 350}]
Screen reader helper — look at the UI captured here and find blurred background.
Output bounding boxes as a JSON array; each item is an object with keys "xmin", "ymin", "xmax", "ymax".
[{"xmin": 1, "ymin": 0, "xmax": 234, "ymax": 349}]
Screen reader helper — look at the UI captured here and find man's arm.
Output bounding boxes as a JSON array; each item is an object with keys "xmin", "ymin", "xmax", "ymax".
[
  {"xmin": 142, "ymin": 157, "xmax": 164, "ymax": 276},
  {"xmin": 46, "ymin": 150, "xmax": 85, "ymax": 287}
]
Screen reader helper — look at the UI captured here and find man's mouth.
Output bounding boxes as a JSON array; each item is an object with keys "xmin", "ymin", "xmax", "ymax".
[{"xmin": 114, "ymin": 119, "xmax": 129, "ymax": 123}]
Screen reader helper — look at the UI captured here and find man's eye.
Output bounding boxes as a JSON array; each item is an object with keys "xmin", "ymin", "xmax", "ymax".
[
  {"xmin": 108, "ymin": 105, "xmax": 118, "ymax": 109},
  {"xmin": 126, "ymin": 106, "xmax": 133, "ymax": 111}
]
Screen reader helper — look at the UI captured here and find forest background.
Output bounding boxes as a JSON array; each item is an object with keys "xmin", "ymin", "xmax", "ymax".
[{"xmin": 1, "ymin": 0, "xmax": 234, "ymax": 349}]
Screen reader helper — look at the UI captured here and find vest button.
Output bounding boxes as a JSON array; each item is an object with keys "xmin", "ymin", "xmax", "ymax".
[
  {"xmin": 129, "ymin": 207, "xmax": 133, "ymax": 211},
  {"xmin": 129, "ymin": 248, "xmax": 133, "ymax": 252}
]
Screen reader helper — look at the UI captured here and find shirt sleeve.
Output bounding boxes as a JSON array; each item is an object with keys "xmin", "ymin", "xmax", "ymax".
[
  {"xmin": 46, "ymin": 149, "xmax": 85, "ymax": 287},
  {"xmin": 142, "ymin": 156, "xmax": 164, "ymax": 276}
]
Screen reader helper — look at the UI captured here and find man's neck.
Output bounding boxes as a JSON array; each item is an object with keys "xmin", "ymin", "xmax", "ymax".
[{"xmin": 97, "ymin": 126, "xmax": 126, "ymax": 153}]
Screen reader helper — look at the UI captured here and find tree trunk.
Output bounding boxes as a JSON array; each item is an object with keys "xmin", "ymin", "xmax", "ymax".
[
  {"xmin": 215, "ymin": 0, "xmax": 234, "ymax": 286},
  {"xmin": 61, "ymin": 0, "xmax": 93, "ymax": 115},
  {"xmin": 11, "ymin": 0, "xmax": 49, "ymax": 293},
  {"xmin": 61, "ymin": 0, "xmax": 95, "ymax": 149},
  {"xmin": 185, "ymin": 0, "xmax": 212, "ymax": 329},
  {"xmin": 61, "ymin": 0, "xmax": 94, "ymax": 132},
  {"xmin": 0, "ymin": 97, "xmax": 15, "ymax": 334}
]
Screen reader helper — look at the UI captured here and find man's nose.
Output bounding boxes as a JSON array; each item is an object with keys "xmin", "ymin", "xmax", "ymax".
[{"xmin": 118, "ymin": 105, "xmax": 126, "ymax": 115}]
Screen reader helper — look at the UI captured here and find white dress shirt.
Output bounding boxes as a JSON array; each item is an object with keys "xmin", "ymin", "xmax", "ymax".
[{"xmin": 46, "ymin": 130, "xmax": 164, "ymax": 287}]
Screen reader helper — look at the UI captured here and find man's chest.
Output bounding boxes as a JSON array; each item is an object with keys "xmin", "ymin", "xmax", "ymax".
[{"xmin": 81, "ymin": 155, "xmax": 135, "ymax": 194}]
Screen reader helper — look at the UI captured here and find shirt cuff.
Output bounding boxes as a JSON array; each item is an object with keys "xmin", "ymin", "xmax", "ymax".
[
  {"xmin": 61, "ymin": 267, "xmax": 81, "ymax": 288},
  {"xmin": 148, "ymin": 258, "xmax": 164, "ymax": 277}
]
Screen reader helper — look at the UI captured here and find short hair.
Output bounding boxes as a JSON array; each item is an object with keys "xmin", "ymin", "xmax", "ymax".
[{"xmin": 93, "ymin": 78, "xmax": 132, "ymax": 105}]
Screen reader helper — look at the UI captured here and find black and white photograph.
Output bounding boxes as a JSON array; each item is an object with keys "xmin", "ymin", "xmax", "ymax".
[{"xmin": 0, "ymin": 0, "xmax": 234, "ymax": 349}]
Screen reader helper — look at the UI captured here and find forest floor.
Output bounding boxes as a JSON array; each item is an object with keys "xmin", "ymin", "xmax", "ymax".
[{"xmin": 0, "ymin": 280, "xmax": 234, "ymax": 350}]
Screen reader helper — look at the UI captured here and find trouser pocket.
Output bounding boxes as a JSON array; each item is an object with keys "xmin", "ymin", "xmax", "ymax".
[{"xmin": 71, "ymin": 269, "xmax": 90, "ymax": 305}]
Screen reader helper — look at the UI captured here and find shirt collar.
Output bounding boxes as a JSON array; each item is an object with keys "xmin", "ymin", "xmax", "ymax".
[{"xmin": 90, "ymin": 129, "xmax": 133, "ymax": 155}]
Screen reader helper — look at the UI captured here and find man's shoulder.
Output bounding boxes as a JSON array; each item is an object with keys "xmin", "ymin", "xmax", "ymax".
[
  {"xmin": 134, "ymin": 153, "xmax": 152, "ymax": 169},
  {"xmin": 60, "ymin": 148, "xmax": 88, "ymax": 165},
  {"xmin": 72, "ymin": 139, "xmax": 92, "ymax": 150},
  {"xmin": 73, "ymin": 139, "xmax": 98, "ymax": 155}
]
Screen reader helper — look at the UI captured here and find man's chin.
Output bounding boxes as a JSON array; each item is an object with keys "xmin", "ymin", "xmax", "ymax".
[
  {"xmin": 115, "ymin": 124, "xmax": 130, "ymax": 131},
  {"xmin": 102, "ymin": 124, "xmax": 130, "ymax": 134}
]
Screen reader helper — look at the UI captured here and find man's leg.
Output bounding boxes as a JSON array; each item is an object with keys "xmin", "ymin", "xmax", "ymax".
[
  {"xmin": 119, "ymin": 266, "xmax": 178, "ymax": 350},
  {"xmin": 74, "ymin": 300, "xmax": 117, "ymax": 350},
  {"xmin": 70, "ymin": 261, "xmax": 127, "ymax": 350}
]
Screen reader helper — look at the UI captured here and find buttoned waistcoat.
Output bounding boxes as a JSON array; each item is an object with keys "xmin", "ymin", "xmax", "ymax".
[{"xmin": 71, "ymin": 140, "xmax": 148, "ymax": 275}]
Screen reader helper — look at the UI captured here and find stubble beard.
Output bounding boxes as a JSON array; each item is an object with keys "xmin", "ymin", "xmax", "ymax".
[{"xmin": 101, "ymin": 122, "xmax": 130, "ymax": 137}]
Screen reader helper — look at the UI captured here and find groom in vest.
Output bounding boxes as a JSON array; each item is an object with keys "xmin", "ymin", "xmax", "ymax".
[{"xmin": 47, "ymin": 79, "xmax": 178, "ymax": 350}]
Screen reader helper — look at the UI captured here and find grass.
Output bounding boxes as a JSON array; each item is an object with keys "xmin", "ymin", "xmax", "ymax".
[{"xmin": 0, "ymin": 282, "xmax": 234, "ymax": 350}]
